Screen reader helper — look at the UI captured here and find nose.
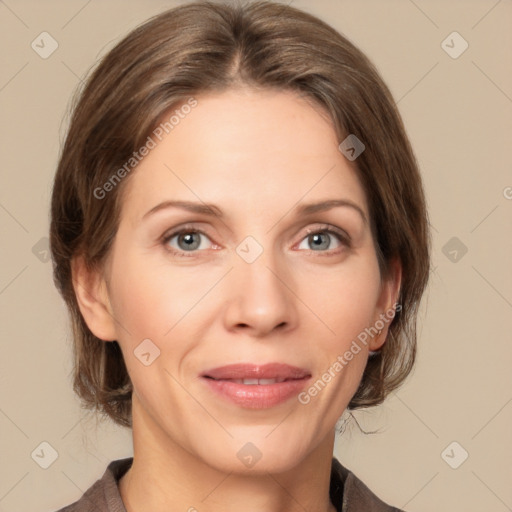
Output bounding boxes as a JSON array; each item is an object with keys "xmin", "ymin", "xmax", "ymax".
[{"xmin": 222, "ymin": 249, "xmax": 298, "ymax": 338}]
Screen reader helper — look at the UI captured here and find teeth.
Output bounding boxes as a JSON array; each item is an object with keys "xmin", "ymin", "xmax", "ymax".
[
  {"xmin": 258, "ymin": 378, "xmax": 277, "ymax": 385},
  {"xmin": 229, "ymin": 378, "xmax": 286, "ymax": 385},
  {"xmin": 243, "ymin": 378, "xmax": 260, "ymax": 385}
]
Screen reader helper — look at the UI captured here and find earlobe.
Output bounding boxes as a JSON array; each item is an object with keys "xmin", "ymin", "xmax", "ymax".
[
  {"xmin": 369, "ymin": 258, "xmax": 402, "ymax": 352},
  {"xmin": 71, "ymin": 255, "xmax": 117, "ymax": 342}
]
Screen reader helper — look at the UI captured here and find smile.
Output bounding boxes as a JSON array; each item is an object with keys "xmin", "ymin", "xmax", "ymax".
[{"xmin": 201, "ymin": 363, "xmax": 311, "ymax": 409}]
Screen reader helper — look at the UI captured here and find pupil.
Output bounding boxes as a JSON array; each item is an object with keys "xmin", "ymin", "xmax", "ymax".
[
  {"xmin": 179, "ymin": 232, "xmax": 200, "ymax": 250},
  {"xmin": 311, "ymin": 233, "xmax": 329, "ymax": 250}
]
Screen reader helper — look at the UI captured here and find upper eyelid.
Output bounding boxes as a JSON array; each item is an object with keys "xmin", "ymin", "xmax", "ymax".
[
  {"xmin": 161, "ymin": 223, "xmax": 213, "ymax": 241},
  {"xmin": 303, "ymin": 225, "xmax": 349, "ymax": 239}
]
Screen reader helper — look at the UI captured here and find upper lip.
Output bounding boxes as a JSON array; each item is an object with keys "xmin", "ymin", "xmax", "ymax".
[{"xmin": 202, "ymin": 363, "xmax": 311, "ymax": 380}]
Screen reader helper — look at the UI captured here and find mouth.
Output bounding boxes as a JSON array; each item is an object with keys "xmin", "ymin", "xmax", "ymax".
[
  {"xmin": 201, "ymin": 362, "xmax": 311, "ymax": 382},
  {"xmin": 204, "ymin": 377, "xmax": 294, "ymax": 385},
  {"xmin": 200, "ymin": 363, "xmax": 311, "ymax": 409}
]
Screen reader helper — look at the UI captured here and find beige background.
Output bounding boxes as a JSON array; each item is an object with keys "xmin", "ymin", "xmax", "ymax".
[{"xmin": 0, "ymin": 0, "xmax": 511, "ymax": 510}]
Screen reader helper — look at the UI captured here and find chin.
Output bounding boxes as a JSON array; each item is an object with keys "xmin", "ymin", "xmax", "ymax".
[{"xmin": 191, "ymin": 428, "xmax": 313, "ymax": 476}]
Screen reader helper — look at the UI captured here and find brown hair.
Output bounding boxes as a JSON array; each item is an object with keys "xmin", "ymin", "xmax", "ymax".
[{"xmin": 50, "ymin": 0, "xmax": 430, "ymax": 428}]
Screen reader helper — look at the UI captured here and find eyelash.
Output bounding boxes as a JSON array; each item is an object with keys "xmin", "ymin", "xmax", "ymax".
[{"xmin": 161, "ymin": 224, "xmax": 351, "ymax": 258}]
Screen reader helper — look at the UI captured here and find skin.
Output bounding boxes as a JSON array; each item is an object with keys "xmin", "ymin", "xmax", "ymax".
[{"xmin": 73, "ymin": 87, "xmax": 401, "ymax": 512}]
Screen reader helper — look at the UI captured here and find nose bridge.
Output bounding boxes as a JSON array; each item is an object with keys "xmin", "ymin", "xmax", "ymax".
[{"xmin": 224, "ymin": 237, "xmax": 297, "ymax": 335}]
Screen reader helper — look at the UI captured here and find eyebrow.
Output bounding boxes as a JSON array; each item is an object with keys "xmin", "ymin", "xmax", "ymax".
[
  {"xmin": 295, "ymin": 199, "xmax": 367, "ymax": 224},
  {"xmin": 142, "ymin": 199, "xmax": 367, "ymax": 224}
]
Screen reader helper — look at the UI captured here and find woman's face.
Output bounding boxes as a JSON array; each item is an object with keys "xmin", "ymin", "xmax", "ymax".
[{"xmin": 87, "ymin": 87, "xmax": 399, "ymax": 473}]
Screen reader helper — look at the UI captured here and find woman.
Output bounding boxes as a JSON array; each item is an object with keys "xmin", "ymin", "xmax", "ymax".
[{"xmin": 50, "ymin": 1, "xmax": 430, "ymax": 510}]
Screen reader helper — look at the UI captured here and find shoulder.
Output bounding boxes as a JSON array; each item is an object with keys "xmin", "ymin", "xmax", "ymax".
[
  {"xmin": 331, "ymin": 457, "xmax": 406, "ymax": 512},
  {"xmin": 54, "ymin": 457, "xmax": 133, "ymax": 512}
]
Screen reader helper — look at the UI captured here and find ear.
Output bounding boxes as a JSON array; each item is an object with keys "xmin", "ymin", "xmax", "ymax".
[
  {"xmin": 369, "ymin": 257, "xmax": 402, "ymax": 351},
  {"xmin": 71, "ymin": 255, "xmax": 117, "ymax": 342}
]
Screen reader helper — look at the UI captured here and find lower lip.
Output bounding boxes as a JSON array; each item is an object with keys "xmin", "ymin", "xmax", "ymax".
[{"xmin": 202, "ymin": 377, "xmax": 310, "ymax": 409}]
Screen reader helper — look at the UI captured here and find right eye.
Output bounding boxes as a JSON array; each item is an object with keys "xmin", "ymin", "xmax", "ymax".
[{"xmin": 162, "ymin": 228, "xmax": 216, "ymax": 257}]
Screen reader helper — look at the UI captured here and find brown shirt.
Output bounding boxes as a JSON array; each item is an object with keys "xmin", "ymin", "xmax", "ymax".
[{"xmin": 55, "ymin": 457, "xmax": 405, "ymax": 512}]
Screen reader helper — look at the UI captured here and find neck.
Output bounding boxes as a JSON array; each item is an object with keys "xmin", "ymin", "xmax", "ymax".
[{"xmin": 119, "ymin": 395, "xmax": 338, "ymax": 512}]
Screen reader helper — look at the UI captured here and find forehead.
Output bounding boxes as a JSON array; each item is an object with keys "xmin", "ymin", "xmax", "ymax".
[{"xmin": 120, "ymin": 87, "xmax": 368, "ymax": 222}]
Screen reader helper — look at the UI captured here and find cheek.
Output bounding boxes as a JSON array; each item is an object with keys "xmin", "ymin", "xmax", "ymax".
[
  {"xmin": 301, "ymin": 253, "xmax": 382, "ymax": 349},
  {"xmin": 108, "ymin": 250, "xmax": 203, "ymax": 340},
  {"xmin": 298, "ymin": 258, "xmax": 381, "ymax": 411},
  {"xmin": 107, "ymin": 254, "xmax": 202, "ymax": 394}
]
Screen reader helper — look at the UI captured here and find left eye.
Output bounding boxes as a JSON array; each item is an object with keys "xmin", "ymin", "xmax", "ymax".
[{"xmin": 296, "ymin": 229, "xmax": 345, "ymax": 252}]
